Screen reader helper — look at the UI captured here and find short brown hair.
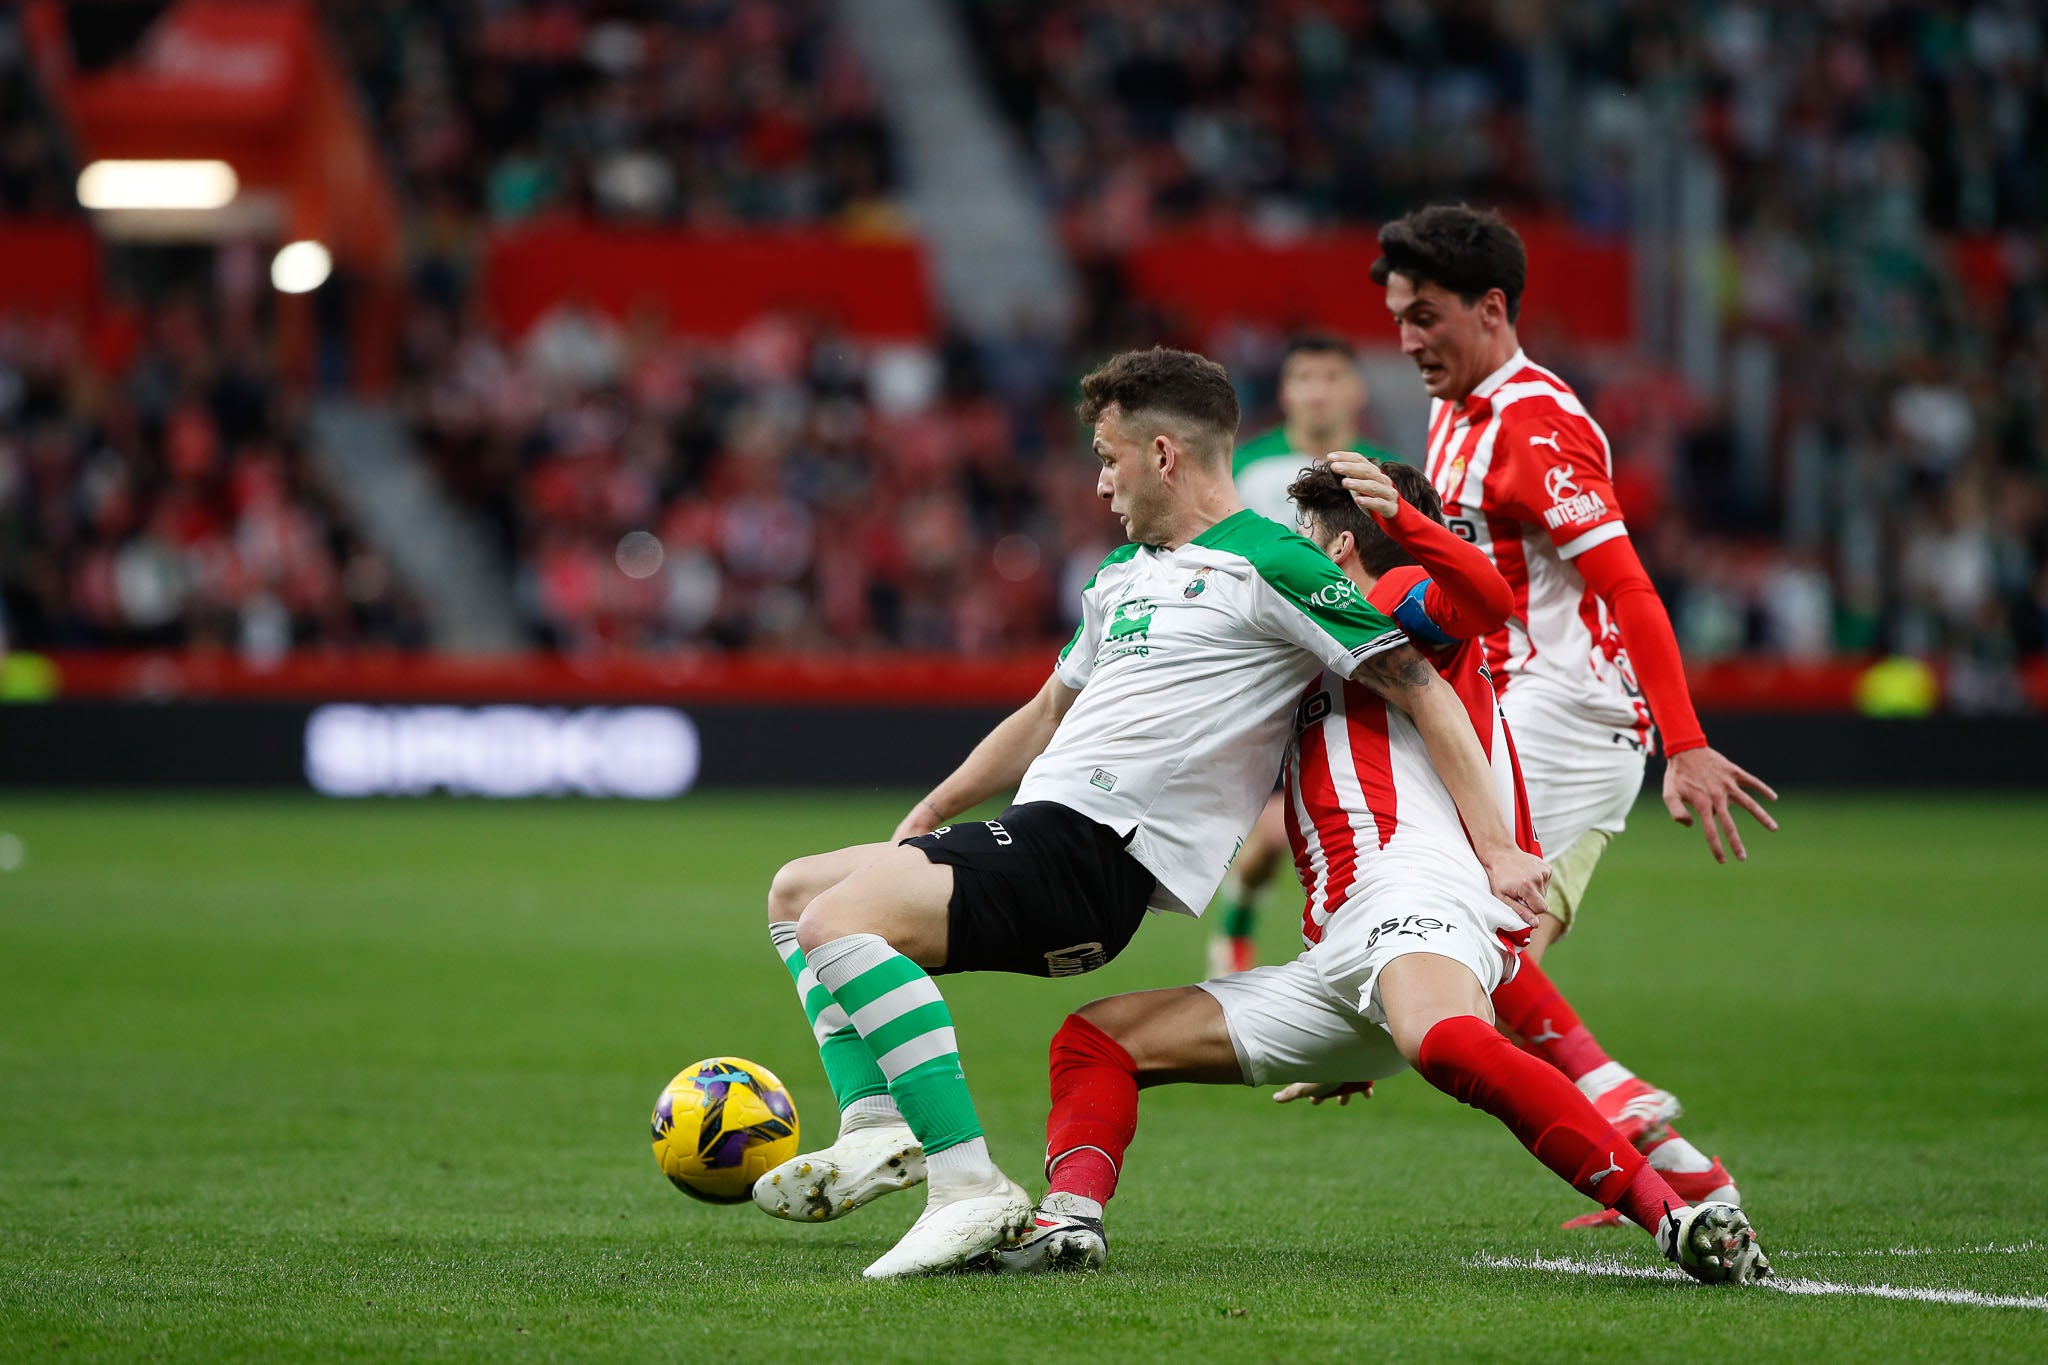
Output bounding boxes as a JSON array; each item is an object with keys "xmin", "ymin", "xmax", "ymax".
[
  {"xmin": 1287, "ymin": 459, "xmax": 1443, "ymax": 576},
  {"xmin": 1369, "ymin": 205, "xmax": 1527, "ymax": 324},
  {"xmin": 1280, "ymin": 332, "xmax": 1356, "ymax": 366},
  {"xmin": 1077, "ymin": 347, "xmax": 1240, "ymax": 462}
]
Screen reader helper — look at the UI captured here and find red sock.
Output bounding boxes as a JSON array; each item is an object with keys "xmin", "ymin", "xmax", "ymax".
[
  {"xmin": 1490, "ymin": 959, "xmax": 1611, "ymax": 1081},
  {"xmin": 1044, "ymin": 1014, "xmax": 1139, "ymax": 1207},
  {"xmin": 1416, "ymin": 1016, "xmax": 1684, "ymax": 1230}
]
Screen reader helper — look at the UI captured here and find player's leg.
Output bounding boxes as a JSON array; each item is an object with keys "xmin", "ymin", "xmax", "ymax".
[
  {"xmin": 1207, "ymin": 793, "xmax": 1288, "ymax": 977},
  {"xmin": 787, "ymin": 844, "xmax": 1033, "ymax": 1277},
  {"xmin": 1491, "ymin": 720, "xmax": 1691, "ymax": 1134},
  {"xmin": 995, "ymin": 959, "xmax": 1409, "ymax": 1274},
  {"xmin": 758, "ymin": 842, "xmax": 925, "ymax": 1223},
  {"xmin": 991, "ymin": 985, "xmax": 1240, "ymax": 1272},
  {"xmin": 1374, "ymin": 948, "xmax": 1767, "ymax": 1283}
]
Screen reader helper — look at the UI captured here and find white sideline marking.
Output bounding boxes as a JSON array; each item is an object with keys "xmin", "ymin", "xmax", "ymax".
[
  {"xmin": 1474, "ymin": 1255, "xmax": 2048, "ymax": 1312},
  {"xmin": 1776, "ymin": 1241, "xmax": 2039, "ymax": 1261}
]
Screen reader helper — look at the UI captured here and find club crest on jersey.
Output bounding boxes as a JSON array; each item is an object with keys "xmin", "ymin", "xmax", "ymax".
[
  {"xmin": 1183, "ymin": 567, "xmax": 1214, "ymax": 599},
  {"xmin": 1542, "ymin": 463, "xmax": 1608, "ymax": 530}
]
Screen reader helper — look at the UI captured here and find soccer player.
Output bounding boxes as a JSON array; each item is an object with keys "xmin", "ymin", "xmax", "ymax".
[
  {"xmin": 996, "ymin": 460, "xmax": 1770, "ymax": 1285},
  {"xmin": 1374, "ymin": 205, "xmax": 1776, "ymax": 1221},
  {"xmin": 1212, "ymin": 335, "xmax": 1403, "ymax": 979},
  {"xmin": 757, "ymin": 348, "xmax": 1549, "ymax": 1279}
]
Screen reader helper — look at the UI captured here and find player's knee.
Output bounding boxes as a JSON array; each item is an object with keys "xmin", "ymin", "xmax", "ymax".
[
  {"xmin": 792, "ymin": 888, "xmax": 868, "ymax": 954},
  {"xmin": 1075, "ymin": 993, "xmax": 1190, "ymax": 1080},
  {"xmin": 767, "ymin": 855, "xmax": 821, "ymax": 925},
  {"xmin": 1072, "ymin": 997, "xmax": 1142, "ymax": 1056}
]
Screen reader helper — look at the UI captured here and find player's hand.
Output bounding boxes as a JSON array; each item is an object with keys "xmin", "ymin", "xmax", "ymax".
[
  {"xmin": 1481, "ymin": 846, "xmax": 1551, "ymax": 926},
  {"xmin": 1327, "ymin": 452, "xmax": 1401, "ymax": 518},
  {"xmin": 1663, "ymin": 747, "xmax": 1778, "ymax": 863},
  {"xmin": 891, "ymin": 797, "xmax": 947, "ymax": 842},
  {"xmin": 1273, "ymin": 1080, "xmax": 1375, "ymax": 1106}
]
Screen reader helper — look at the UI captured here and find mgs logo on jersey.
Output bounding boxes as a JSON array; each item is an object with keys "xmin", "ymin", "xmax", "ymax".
[
  {"xmin": 1306, "ymin": 579, "xmax": 1357, "ymax": 608},
  {"xmin": 1541, "ymin": 462, "xmax": 1608, "ymax": 531}
]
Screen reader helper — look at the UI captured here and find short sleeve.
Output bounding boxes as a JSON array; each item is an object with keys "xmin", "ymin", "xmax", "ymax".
[
  {"xmin": 1055, "ymin": 545, "xmax": 1140, "ymax": 689},
  {"xmin": 1246, "ymin": 533, "xmax": 1407, "ymax": 678},
  {"xmin": 1492, "ymin": 404, "xmax": 1629, "ymax": 560}
]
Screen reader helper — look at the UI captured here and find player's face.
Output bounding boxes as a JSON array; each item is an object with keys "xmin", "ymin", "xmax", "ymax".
[
  {"xmin": 1093, "ymin": 406, "xmax": 1168, "ymax": 543},
  {"xmin": 1279, "ymin": 352, "xmax": 1364, "ymax": 437},
  {"xmin": 1385, "ymin": 273, "xmax": 1491, "ymax": 402}
]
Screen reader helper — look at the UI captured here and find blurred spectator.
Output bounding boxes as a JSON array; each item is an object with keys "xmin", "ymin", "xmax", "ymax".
[
  {"xmin": 334, "ymin": 0, "xmax": 901, "ymax": 234},
  {"xmin": 0, "ymin": 293, "xmax": 425, "ymax": 655}
]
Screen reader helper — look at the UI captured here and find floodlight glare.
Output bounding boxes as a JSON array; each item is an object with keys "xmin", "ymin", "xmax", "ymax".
[
  {"xmin": 270, "ymin": 241, "xmax": 333, "ymax": 294},
  {"xmin": 77, "ymin": 160, "xmax": 239, "ymax": 211}
]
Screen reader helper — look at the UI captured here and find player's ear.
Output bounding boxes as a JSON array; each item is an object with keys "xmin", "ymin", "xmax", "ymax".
[
  {"xmin": 1332, "ymin": 530, "xmax": 1356, "ymax": 565},
  {"xmin": 1154, "ymin": 432, "xmax": 1176, "ymax": 476},
  {"xmin": 1482, "ymin": 287, "xmax": 1509, "ymax": 329}
]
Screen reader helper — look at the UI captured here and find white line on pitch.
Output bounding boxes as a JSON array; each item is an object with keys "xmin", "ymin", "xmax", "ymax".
[
  {"xmin": 1774, "ymin": 1241, "xmax": 2039, "ymax": 1260},
  {"xmin": 1474, "ymin": 1255, "xmax": 2048, "ymax": 1312}
]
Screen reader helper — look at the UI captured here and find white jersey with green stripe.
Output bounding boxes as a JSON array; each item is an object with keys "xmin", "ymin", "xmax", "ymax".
[{"xmin": 1020, "ymin": 509, "xmax": 1408, "ymax": 919}]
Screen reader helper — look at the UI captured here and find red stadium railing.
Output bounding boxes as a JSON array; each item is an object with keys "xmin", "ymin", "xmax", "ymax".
[{"xmin": 26, "ymin": 650, "xmax": 2048, "ymax": 712}]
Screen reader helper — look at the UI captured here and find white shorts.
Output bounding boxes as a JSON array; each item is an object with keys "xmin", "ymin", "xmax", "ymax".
[
  {"xmin": 1502, "ymin": 687, "xmax": 1648, "ymax": 857},
  {"xmin": 1198, "ymin": 867, "xmax": 1525, "ymax": 1086}
]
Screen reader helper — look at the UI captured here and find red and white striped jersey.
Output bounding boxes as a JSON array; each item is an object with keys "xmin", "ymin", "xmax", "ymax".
[
  {"xmin": 1284, "ymin": 566, "xmax": 1538, "ymax": 947},
  {"xmin": 1424, "ymin": 349, "xmax": 1650, "ymax": 743}
]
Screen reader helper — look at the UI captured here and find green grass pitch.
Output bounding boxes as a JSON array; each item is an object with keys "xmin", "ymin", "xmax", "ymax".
[{"xmin": 1, "ymin": 791, "xmax": 2045, "ymax": 1362}]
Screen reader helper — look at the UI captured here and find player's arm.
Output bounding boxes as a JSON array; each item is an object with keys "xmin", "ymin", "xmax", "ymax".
[
  {"xmin": 1502, "ymin": 410, "xmax": 1778, "ymax": 862},
  {"xmin": 893, "ymin": 673, "xmax": 1079, "ymax": 840},
  {"xmin": 1352, "ymin": 645, "xmax": 1548, "ymax": 924},
  {"xmin": 1570, "ymin": 537, "xmax": 1778, "ymax": 862},
  {"xmin": 1248, "ymin": 538, "xmax": 1541, "ymax": 918},
  {"xmin": 894, "ymin": 545, "xmax": 1125, "ymax": 838},
  {"xmin": 1330, "ymin": 454, "xmax": 1512, "ymax": 637}
]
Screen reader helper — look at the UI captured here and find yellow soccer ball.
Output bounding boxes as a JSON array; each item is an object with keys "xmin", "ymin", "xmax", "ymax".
[{"xmin": 651, "ymin": 1057, "xmax": 800, "ymax": 1204}]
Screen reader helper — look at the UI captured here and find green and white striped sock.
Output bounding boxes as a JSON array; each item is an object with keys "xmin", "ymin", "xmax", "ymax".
[
  {"xmin": 768, "ymin": 920, "xmax": 896, "ymax": 1124},
  {"xmin": 805, "ymin": 932, "xmax": 988, "ymax": 1166}
]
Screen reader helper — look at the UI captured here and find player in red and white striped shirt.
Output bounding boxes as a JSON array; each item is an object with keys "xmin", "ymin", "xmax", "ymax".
[
  {"xmin": 1281, "ymin": 476, "xmax": 1534, "ymax": 957},
  {"xmin": 1371, "ymin": 205, "xmax": 1773, "ymax": 1224},
  {"xmin": 993, "ymin": 459, "xmax": 1769, "ymax": 1285}
]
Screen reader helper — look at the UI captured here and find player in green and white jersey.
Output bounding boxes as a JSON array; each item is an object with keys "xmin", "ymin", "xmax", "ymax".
[
  {"xmin": 753, "ymin": 348, "xmax": 1549, "ymax": 1280},
  {"xmin": 1214, "ymin": 335, "xmax": 1403, "ymax": 979}
]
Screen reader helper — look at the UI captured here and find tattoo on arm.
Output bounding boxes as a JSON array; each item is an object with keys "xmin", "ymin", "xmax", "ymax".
[{"xmin": 1360, "ymin": 645, "xmax": 1435, "ymax": 701}]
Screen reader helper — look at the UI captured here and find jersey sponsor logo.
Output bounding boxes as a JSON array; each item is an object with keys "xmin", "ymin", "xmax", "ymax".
[
  {"xmin": 1542, "ymin": 465, "xmax": 1608, "ymax": 529},
  {"xmin": 1089, "ymin": 767, "xmax": 1117, "ymax": 792},
  {"xmin": 1530, "ymin": 430, "xmax": 1563, "ymax": 453},
  {"xmin": 1446, "ymin": 516, "xmax": 1478, "ymax": 543},
  {"xmin": 1183, "ymin": 566, "xmax": 1214, "ymax": 599},
  {"xmin": 1104, "ymin": 597, "xmax": 1155, "ymax": 658},
  {"xmin": 1307, "ymin": 579, "xmax": 1357, "ymax": 608},
  {"xmin": 1363, "ymin": 914, "xmax": 1455, "ymax": 950},
  {"xmin": 1044, "ymin": 941, "xmax": 1109, "ymax": 978}
]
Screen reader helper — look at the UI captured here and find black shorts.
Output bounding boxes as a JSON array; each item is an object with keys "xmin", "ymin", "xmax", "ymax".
[{"xmin": 902, "ymin": 801, "xmax": 1156, "ymax": 979}]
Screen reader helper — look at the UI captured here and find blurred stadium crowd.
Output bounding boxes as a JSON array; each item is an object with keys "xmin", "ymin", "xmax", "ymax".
[{"xmin": 2, "ymin": 0, "xmax": 2045, "ymax": 702}]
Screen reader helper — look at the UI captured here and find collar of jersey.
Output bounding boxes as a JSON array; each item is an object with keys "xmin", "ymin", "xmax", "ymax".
[
  {"xmin": 1453, "ymin": 346, "xmax": 1529, "ymax": 424},
  {"xmin": 1177, "ymin": 508, "xmax": 1261, "ymax": 551}
]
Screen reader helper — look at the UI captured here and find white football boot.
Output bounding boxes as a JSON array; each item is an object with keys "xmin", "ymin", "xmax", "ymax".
[
  {"xmin": 861, "ymin": 1170, "xmax": 1035, "ymax": 1280},
  {"xmin": 980, "ymin": 1191, "xmax": 1108, "ymax": 1273},
  {"xmin": 751, "ymin": 1118, "xmax": 925, "ymax": 1222},
  {"xmin": 1657, "ymin": 1201, "xmax": 1772, "ymax": 1284}
]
